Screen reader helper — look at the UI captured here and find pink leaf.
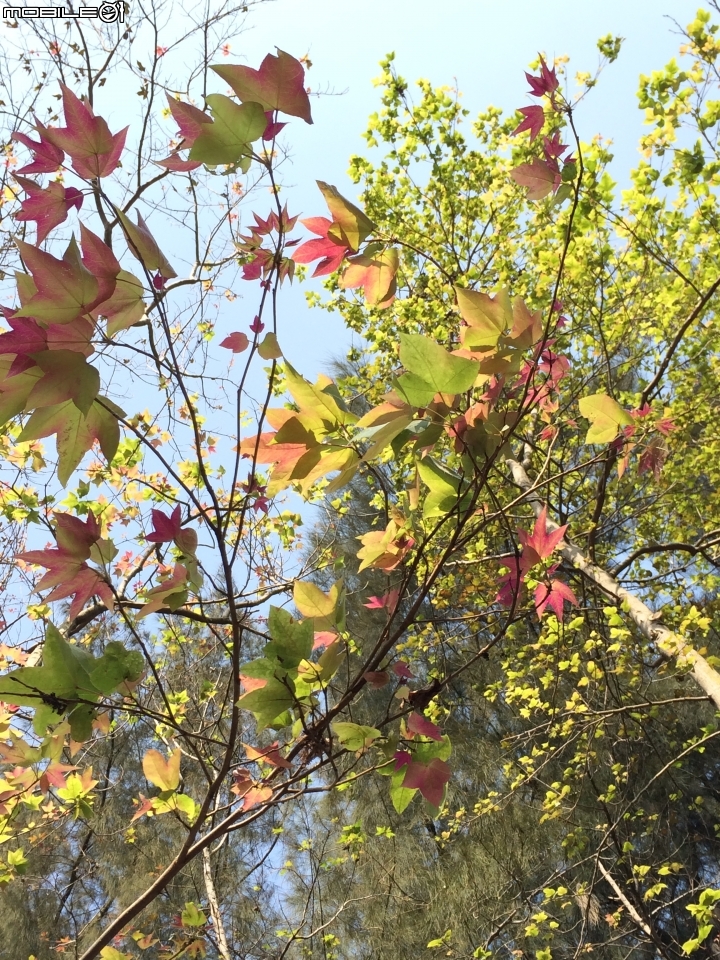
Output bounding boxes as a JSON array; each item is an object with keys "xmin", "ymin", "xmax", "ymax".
[
  {"xmin": 534, "ymin": 578, "xmax": 578, "ymax": 620},
  {"xmin": 312, "ymin": 631, "xmax": 338, "ymax": 651},
  {"xmin": 363, "ymin": 588, "xmax": 400, "ymax": 614},
  {"xmin": 407, "ymin": 711, "xmax": 442, "ymax": 741},
  {"xmin": 511, "ymin": 158, "xmax": 560, "ymax": 201},
  {"xmin": 146, "ymin": 505, "xmax": 182, "ymax": 543},
  {"xmin": 402, "ymin": 758, "xmax": 451, "ymax": 808},
  {"xmin": 518, "ymin": 506, "xmax": 567, "ymax": 572},
  {"xmin": 13, "ymin": 176, "xmax": 83, "ymax": 244},
  {"xmin": 165, "ymin": 95, "xmax": 211, "ymax": 148},
  {"xmin": 220, "ymin": 331, "xmax": 250, "ymax": 353},
  {"xmin": 495, "ymin": 557, "xmax": 523, "ymax": 608},
  {"xmin": 525, "ymin": 56, "xmax": 559, "ymax": 98},
  {"xmin": 212, "ymin": 49, "xmax": 313, "ymax": 123},
  {"xmin": 512, "ymin": 105, "xmax": 545, "ymax": 141},
  {"xmin": 392, "ymin": 661, "xmax": 414, "ymax": 679},
  {"xmin": 363, "ymin": 670, "xmax": 389, "ymax": 688},
  {"xmin": 156, "ymin": 154, "xmax": 203, "ymax": 172},
  {"xmin": 44, "ymin": 84, "xmax": 127, "ymax": 179},
  {"xmin": 262, "ymin": 110, "xmax": 288, "ymax": 140},
  {"xmin": 12, "ymin": 121, "xmax": 65, "ymax": 174}
]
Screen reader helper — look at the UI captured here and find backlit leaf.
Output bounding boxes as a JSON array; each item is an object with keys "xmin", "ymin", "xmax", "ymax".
[
  {"xmin": 142, "ymin": 748, "xmax": 181, "ymax": 792},
  {"xmin": 579, "ymin": 393, "xmax": 634, "ymax": 444}
]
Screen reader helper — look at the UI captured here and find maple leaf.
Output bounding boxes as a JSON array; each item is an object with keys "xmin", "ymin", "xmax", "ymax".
[
  {"xmin": 142, "ymin": 747, "xmax": 181, "ymax": 791},
  {"xmin": 518, "ymin": 506, "xmax": 567, "ymax": 572},
  {"xmin": 495, "ymin": 557, "xmax": 523, "ymax": 608},
  {"xmin": 230, "ymin": 767, "xmax": 253, "ymax": 798},
  {"xmin": 393, "ymin": 661, "xmax": 414, "ymax": 679},
  {"xmin": 638, "ymin": 436, "xmax": 668, "ymax": 480},
  {"xmin": 220, "ymin": 331, "xmax": 250, "ymax": 353},
  {"xmin": 525, "ymin": 56, "xmax": 560, "ymax": 98},
  {"xmin": 363, "ymin": 588, "xmax": 400, "ymax": 614},
  {"xmin": 401, "ymin": 757, "xmax": 451, "ymax": 808},
  {"xmin": 242, "ymin": 785, "xmax": 273, "ymax": 810},
  {"xmin": 44, "ymin": 84, "xmax": 128, "ymax": 179},
  {"xmin": 18, "ymin": 512, "xmax": 114, "ymax": 620},
  {"xmin": 262, "ymin": 110, "xmax": 288, "ymax": 140},
  {"xmin": 14, "ymin": 236, "xmax": 104, "ymax": 323},
  {"xmin": 512, "ymin": 105, "xmax": 545, "ymax": 141},
  {"xmin": 131, "ymin": 794, "xmax": 155, "ymax": 822},
  {"xmin": 363, "ymin": 670, "xmax": 389, "ymax": 688},
  {"xmin": 39, "ymin": 761, "xmax": 77, "ymax": 793},
  {"xmin": 340, "ymin": 248, "xmax": 399, "ymax": 308},
  {"xmin": 91, "ymin": 270, "xmax": 146, "ymax": 335},
  {"xmin": 534, "ymin": 578, "xmax": 578, "ymax": 620},
  {"xmin": 18, "ymin": 395, "xmax": 124, "ymax": 486},
  {"xmin": 292, "ymin": 216, "xmax": 349, "ymax": 277},
  {"xmin": 212, "ymin": 49, "xmax": 313, "ymax": 123},
  {"xmin": 511, "ymin": 158, "xmax": 560, "ymax": 200},
  {"xmin": 407, "ymin": 711, "xmax": 443, "ymax": 741},
  {"xmin": 115, "ymin": 209, "xmax": 177, "ymax": 280},
  {"xmin": 244, "ymin": 742, "xmax": 292, "ymax": 769},
  {"xmin": 542, "ymin": 131, "xmax": 570, "ymax": 161},
  {"xmin": 12, "ymin": 121, "xmax": 65, "ymax": 173},
  {"xmin": 136, "ymin": 563, "xmax": 189, "ymax": 619},
  {"xmin": 13, "ymin": 176, "xmax": 83, "ymax": 245},
  {"xmin": 79, "ymin": 224, "xmax": 121, "ymax": 306},
  {"xmin": 0, "ymin": 316, "xmax": 48, "ymax": 376},
  {"xmin": 156, "ymin": 155, "xmax": 202, "ymax": 172},
  {"xmin": 157, "ymin": 95, "xmax": 212, "ymax": 171},
  {"xmin": 655, "ymin": 416, "xmax": 676, "ymax": 436},
  {"xmin": 312, "ymin": 631, "xmax": 338, "ymax": 651},
  {"xmin": 146, "ymin": 505, "xmax": 182, "ymax": 543},
  {"xmin": 165, "ymin": 95, "xmax": 211, "ymax": 148}
]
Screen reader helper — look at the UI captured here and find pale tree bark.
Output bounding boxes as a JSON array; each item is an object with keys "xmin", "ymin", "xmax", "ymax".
[
  {"xmin": 507, "ymin": 459, "xmax": 720, "ymax": 711},
  {"xmin": 202, "ymin": 846, "xmax": 232, "ymax": 960}
]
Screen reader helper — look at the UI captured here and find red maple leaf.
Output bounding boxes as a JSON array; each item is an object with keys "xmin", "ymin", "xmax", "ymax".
[
  {"xmin": 518, "ymin": 505, "xmax": 567, "ymax": 572},
  {"xmin": 44, "ymin": 84, "xmax": 128, "ymax": 179},
  {"xmin": 212, "ymin": 49, "xmax": 313, "ymax": 123},
  {"xmin": 638, "ymin": 437, "xmax": 668, "ymax": 480},
  {"xmin": 525, "ymin": 56, "xmax": 560, "ymax": 98},
  {"xmin": 534, "ymin": 577, "xmax": 578, "ymax": 620},
  {"xmin": 542, "ymin": 132, "xmax": 570, "ymax": 161},
  {"xmin": 292, "ymin": 216, "xmax": 349, "ymax": 277},
  {"xmin": 157, "ymin": 95, "xmax": 212, "ymax": 171},
  {"xmin": 495, "ymin": 557, "xmax": 523, "ymax": 608},
  {"xmin": 392, "ymin": 661, "xmax": 414, "ymax": 679},
  {"xmin": 156, "ymin": 155, "xmax": 202, "ymax": 172},
  {"xmin": 79, "ymin": 224, "xmax": 121, "ymax": 306},
  {"xmin": 363, "ymin": 588, "xmax": 400, "ymax": 614},
  {"xmin": 165, "ymin": 95, "xmax": 211, "ymax": 148},
  {"xmin": 220, "ymin": 331, "xmax": 250, "ymax": 353},
  {"xmin": 244, "ymin": 742, "xmax": 292, "ymax": 769},
  {"xmin": 39, "ymin": 761, "xmax": 77, "ymax": 793},
  {"xmin": 18, "ymin": 512, "xmax": 114, "ymax": 620},
  {"xmin": 13, "ymin": 176, "xmax": 84, "ymax": 244},
  {"xmin": 312, "ymin": 630, "xmax": 338, "ymax": 651},
  {"xmin": 12, "ymin": 121, "xmax": 65, "ymax": 174},
  {"xmin": 146, "ymin": 505, "xmax": 182, "ymax": 543},
  {"xmin": 407, "ymin": 711, "xmax": 442, "ymax": 741},
  {"xmin": 262, "ymin": 110, "xmax": 288, "ymax": 140},
  {"xmin": 401, "ymin": 757, "xmax": 451, "ymax": 808},
  {"xmin": 512, "ymin": 105, "xmax": 545, "ymax": 141},
  {"xmin": 0, "ymin": 316, "xmax": 48, "ymax": 376}
]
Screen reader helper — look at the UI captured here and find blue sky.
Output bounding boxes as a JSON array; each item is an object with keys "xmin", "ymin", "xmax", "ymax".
[{"xmin": 224, "ymin": 0, "xmax": 702, "ymax": 375}]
